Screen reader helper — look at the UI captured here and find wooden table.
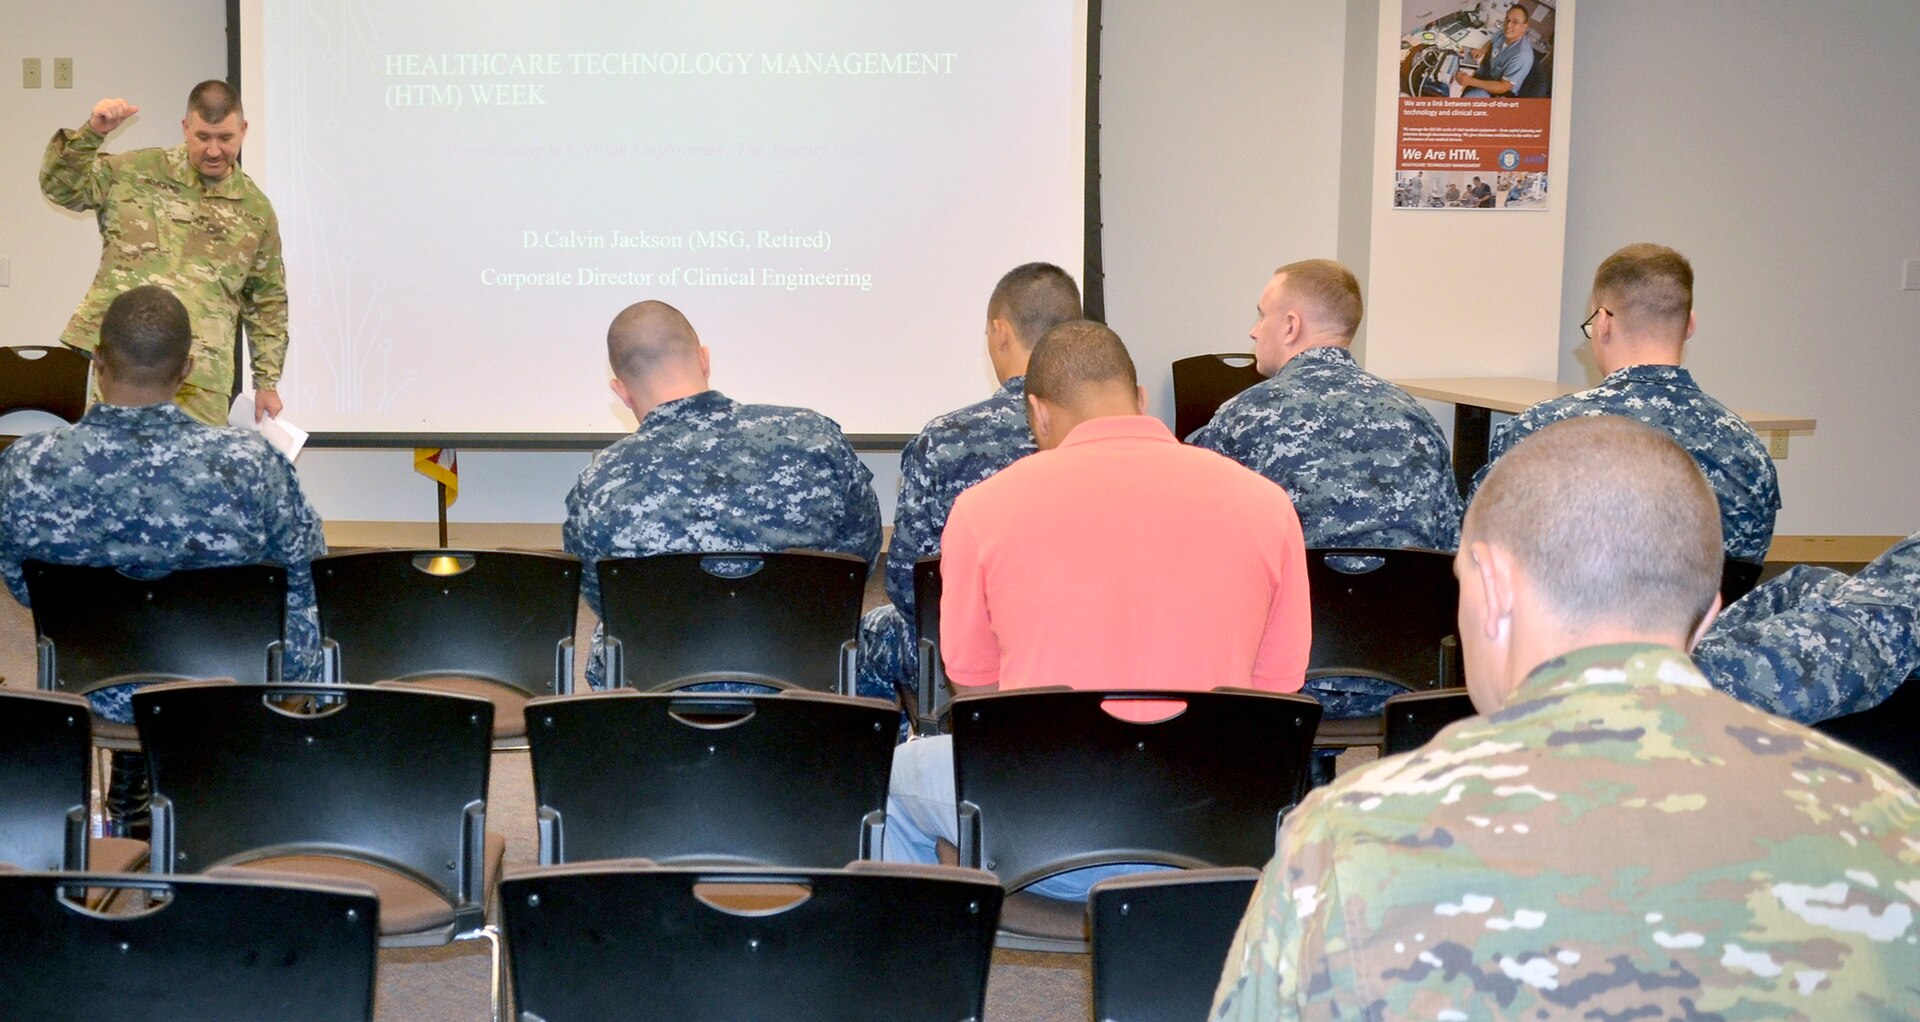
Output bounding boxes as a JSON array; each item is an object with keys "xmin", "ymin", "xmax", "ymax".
[{"xmin": 1394, "ymin": 376, "xmax": 1818, "ymax": 494}]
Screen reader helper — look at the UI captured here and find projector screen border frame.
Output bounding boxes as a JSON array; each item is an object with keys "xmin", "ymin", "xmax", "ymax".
[{"xmin": 228, "ymin": 0, "xmax": 1103, "ymax": 450}]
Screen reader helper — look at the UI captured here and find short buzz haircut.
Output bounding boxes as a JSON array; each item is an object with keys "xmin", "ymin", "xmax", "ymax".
[
  {"xmin": 1465, "ymin": 416, "xmax": 1721, "ymax": 634},
  {"xmin": 986, "ymin": 263, "xmax": 1083, "ymax": 348},
  {"xmin": 1274, "ymin": 259, "xmax": 1364, "ymax": 340},
  {"xmin": 1593, "ymin": 243, "xmax": 1693, "ymax": 337},
  {"xmin": 98, "ymin": 285, "xmax": 193, "ymax": 387},
  {"xmin": 1025, "ymin": 320, "xmax": 1137, "ymax": 410},
  {"xmin": 187, "ymin": 80, "xmax": 243, "ymax": 123},
  {"xmin": 605, "ymin": 299, "xmax": 700, "ymax": 382}
]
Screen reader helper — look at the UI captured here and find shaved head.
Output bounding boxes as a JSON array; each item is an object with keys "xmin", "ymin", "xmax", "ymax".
[
  {"xmin": 987, "ymin": 263, "xmax": 1083, "ymax": 348},
  {"xmin": 1466, "ymin": 416, "xmax": 1721, "ymax": 635},
  {"xmin": 606, "ymin": 300, "xmax": 701, "ymax": 383},
  {"xmin": 1025, "ymin": 320, "xmax": 1137, "ymax": 414},
  {"xmin": 98, "ymin": 285, "xmax": 192, "ymax": 387},
  {"xmin": 1273, "ymin": 259, "xmax": 1363, "ymax": 340},
  {"xmin": 1593, "ymin": 243, "xmax": 1693, "ymax": 338}
]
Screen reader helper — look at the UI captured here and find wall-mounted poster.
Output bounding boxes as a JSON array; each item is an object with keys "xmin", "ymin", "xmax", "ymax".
[{"xmin": 1393, "ymin": 0, "xmax": 1555, "ymax": 210}]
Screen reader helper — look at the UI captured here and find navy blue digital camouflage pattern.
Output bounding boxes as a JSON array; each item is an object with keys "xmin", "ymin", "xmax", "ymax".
[
  {"xmin": 0, "ymin": 402, "xmax": 327, "ymax": 720},
  {"xmin": 1190, "ymin": 346, "xmax": 1463, "ymax": 720},
  {"xmin": 1696, "ymin": 533, "xmax": 1920, "ymax": 723},
  {"xmin": 858, "ymin": 376, "xmax": 1034, "ymax": 698},
  {"xmin": 564, "ymin": 389, "xmax": 881, "ymax": 690},
  {"xmin": 1475, "ymin": 364, "xmax": 1781, "ymax": 562}
]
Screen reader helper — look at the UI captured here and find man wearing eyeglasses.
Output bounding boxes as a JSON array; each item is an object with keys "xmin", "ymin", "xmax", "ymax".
[{"xmin": 1470, "ymin": 243, "xmax": 1779, "ymax": 566}]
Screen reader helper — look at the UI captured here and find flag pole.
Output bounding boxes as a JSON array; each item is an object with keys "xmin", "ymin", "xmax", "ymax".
[{"xmin": 437, "ymin": 479, "xmax": 449, "ymax": 548}]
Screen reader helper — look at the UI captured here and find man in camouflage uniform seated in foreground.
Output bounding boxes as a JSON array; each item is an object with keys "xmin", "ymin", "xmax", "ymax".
[
  {"xmin": 1213, "ymin": 416, "xmax": 1919, "ymax": 1020},
  {"xmin": 564, "ymin": 300, "xmax": 880, "ymax": 690},
  {"xmin": 0, "ymin": 285, "xmax": 326, "ymax": 833},
  {"xmin": 856, "ymin": 262, "xmax": 1081, "ymax": 701}
]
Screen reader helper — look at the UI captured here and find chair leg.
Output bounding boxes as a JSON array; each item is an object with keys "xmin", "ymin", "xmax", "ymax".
[{"xmin": 457, "ymin": 924, "xmax": 504, "ymax": 1022}]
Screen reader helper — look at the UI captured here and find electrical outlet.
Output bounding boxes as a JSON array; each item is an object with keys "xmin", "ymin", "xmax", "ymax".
[
  {"xmin": 53, "ymin": 57, "xmax": 72, "ymax": 89},
  {"xmin": 1768, "ymin": 432, "xmax": 1789, "ymax": 460},
  {"xmin": 22, "ymin": 58, "xmax": 42, "ymax": 89}
]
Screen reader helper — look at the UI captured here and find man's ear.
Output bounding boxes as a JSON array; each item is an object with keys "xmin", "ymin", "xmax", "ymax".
[
  {"xmin": 1686, "ymin": 592, "xmax": 1723, "ymax": 651},
  {"xmin": 609, "ymin": 376, "xmax": 635, "ymax": 413},
  {"xmin": 1470, "ymin": 540, "xmax": 1515, "ymax": 641},
  {"xmin": 1683, "ymin": 309, "xmax": 1698, "ymax": 342},
  {"xmin": 1026, "ymin": 393, "xmax": 1052, "ymax": 444},
  {"xmin": 1134, "ymin": 386, "xmax": 1149, "ymax": 415},
  {"xmin": 987, "ymin": 317, "xmax": 1015, "ymax": 356},
  {"xmin": 176, "ymin": 353, "xmax": 196, "ymax": 388},
  {"xmin": 697, "ymin": 345, "xmax": 712, "ymax": 383}
]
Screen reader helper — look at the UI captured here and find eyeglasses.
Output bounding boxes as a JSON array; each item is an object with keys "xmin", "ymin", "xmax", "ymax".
[{"xmin": 1579, "ymin": 307, "xmax": 1611, "ymax": 340}]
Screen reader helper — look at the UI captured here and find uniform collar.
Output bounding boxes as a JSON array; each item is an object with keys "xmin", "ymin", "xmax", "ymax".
[
  {"xmin": 1279, "ymin": 345, "xmax": 1357, "ymax": 374},
  {"xmin": 1602, "ymin": 363, "xmax": 1696, "ymax": 390},
  {"xmin": 639, "ymin": 388, "xmax": 734, "ymax": 427},
  {"xmin": 1056, "ymin": 415, "xmax": 1175, "ymax": 449},
  {"xmin": 1507, "ymin": 641, "xmax": 1710, "ymax": 710},
  {"xmin": 78, "ymin": 401, "xmax": 202, "ymax": 429},
  {"xmin": 164, "ymin": 144, "xmax": 251, "ymax": 200},
  {"xmin": 998, "ymin": 375, "xmax": 1026, "ymax": 399}
]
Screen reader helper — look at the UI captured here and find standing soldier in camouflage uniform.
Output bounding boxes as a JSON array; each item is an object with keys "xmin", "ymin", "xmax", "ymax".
[
  {"xmin": 1191, "ymin": 259, "xmax": 1463, "ymax": 725},
  {"xmin": 1213, "ymin": 417, "xmax": 1920, "ymax": 1022},
  {"xmin": 564, "ymin": 300, "xmax": 881, "ymax": 690},
  {"xmin": 1694, "ymin": 532, "xmax": 1920, "ymax": 722},
  {"xmin": 856, "ymin": 262, "xmax": 1081, "ymax": 700},
  {"xmin": 0, "ymin": 286, "xmax": 327, "ymax": 835},
  {"xmin": 41, "ymin": 80, "xmax": 289, "ymax": 426},
  {"xmin": 1471, "ymin": 243, "xmax": 1780, "ymax": 564}
]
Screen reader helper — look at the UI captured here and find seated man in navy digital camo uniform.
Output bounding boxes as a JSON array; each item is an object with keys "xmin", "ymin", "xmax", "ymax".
[
  {"xmin": 564, "ymin": 300, "xmax": 881, "ymax": 689},
  {"xmin": 1191, "ymin": 259, "xmax": 1462, "ymax": 731},
  {"xmin": 0, "ymin": 285, "xmax": 326, "ymax": 835},
  {"xmin": 1473, "ymin": 243, "xmax": 1779, "ymax": 565},
  {"xmin": 855, "ymin": 263, "xmax": 1082, "ymax": 701}
]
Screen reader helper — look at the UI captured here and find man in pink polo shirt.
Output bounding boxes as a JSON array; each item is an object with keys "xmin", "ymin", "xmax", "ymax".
[{"xmin": 882, "ymin": 319, "xmax": 1311, "ymax": 898}]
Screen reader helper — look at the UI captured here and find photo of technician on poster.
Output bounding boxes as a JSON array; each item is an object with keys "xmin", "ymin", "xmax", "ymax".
[{"xmin": 1394, "ymin": 0, "xmax": 1555, "ymax": 210}]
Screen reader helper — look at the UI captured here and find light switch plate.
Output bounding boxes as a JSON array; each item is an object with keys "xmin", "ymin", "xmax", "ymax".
[
  {"xmin": 1904, "ymin": 259, "xmax": 1920, "ymax": 292},
  {"xmin": 53, "ymin": 57, "xmax": 72, "ymax": 89},
  {"xmin": 23, "ymin": 58, "xmax": 42, "ymax": 89}
]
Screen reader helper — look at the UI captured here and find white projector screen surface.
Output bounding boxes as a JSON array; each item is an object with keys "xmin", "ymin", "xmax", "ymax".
[{"xmin": 242, "ymin": 1, "xmax": 1089, "ymax": 438}]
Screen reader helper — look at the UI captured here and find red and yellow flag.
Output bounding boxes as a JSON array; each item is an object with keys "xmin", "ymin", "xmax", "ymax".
[{"xmin": 413, "ymin": 447, "xmax": 459, "ymax": 506}]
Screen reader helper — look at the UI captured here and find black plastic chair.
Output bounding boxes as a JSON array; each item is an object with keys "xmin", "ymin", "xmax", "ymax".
[
  {"xmin": 1814, "ymin": 677, "xmax": 1920, "ymax": 785},
  {"xmin": 1172, "ymin": 353, "xmax": 1265, "ymax": 440},
  {"xmin": 526, "ymin": 689, "xmax": 896, "ymax": 867},
  {"xmin": 1089, "ymin": 867, "xmax": 1262, "ymax": 1022},
  {"xmin": 911, "ymin": 554, "xmax": 947, "ymax": 732},
  {"xmin": 950, "ymin": 687, "xmax": 1321, "ymax": 951},
  {"xmin": 0, "ymin": 345, "xmax": 89, "ymax": 451},
  {"xmin": 596, "ymin": 550, "xmax": 866, "ymax": 694},
  {"xmin": 0, "ymin": 688, "xmax": 146, "ymax": 875},
  {"xmin": 134, "ymin": 681, "xmax": 506, "ymax": 1013},
  {"xmin": 0, "ymin": 871, "xmax": 378, "ymax": 1022},
  {"xmin": 1304, "ymin": 548, "xmax": 1462, "ymax": 751},
  {"xmin": 1721, "ymin": 557, "xmax": 1765, "ymax": 607},
  {"xmin": 500, "ymin": 861, "xmax": 1002, "ymax": 1022},
  {"xmin": 1382, "ymin": 688, "xmax": 1479, "ymax": 756},
  {"xmin": 314, "ymin": 549, "xmax": 579, "ymax": 746},
  {"xmin": 26, "ymin": 560, "xmax": 287, "ymax": 748}
]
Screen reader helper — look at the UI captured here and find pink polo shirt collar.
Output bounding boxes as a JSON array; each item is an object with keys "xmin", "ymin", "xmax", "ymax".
[{"xmin": 1056, "ymin": 414, "xmax": 1175, "ymax": 449}]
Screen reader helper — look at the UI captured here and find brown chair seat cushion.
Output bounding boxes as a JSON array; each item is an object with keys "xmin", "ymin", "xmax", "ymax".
[
  {"xmin": 374, "ymin": 676, "xmax": 527, "ymax": 740},
  {"xmin": 211, "ymin": 831, "xmax": 506, "ymax": 937},
  {"xmin": 1313, "ymin": 715, "xmax": 1385, "ymax": 748},
  {"xmin": 999, "ymin": 889, "xmax": 1089, "ymax": 943},
  {"xmin": 88, "ymin": 836, "xmax": 148, "ymax": 874}
]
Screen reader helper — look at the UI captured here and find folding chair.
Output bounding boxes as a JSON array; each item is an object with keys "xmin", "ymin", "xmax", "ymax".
[
  {"xmin": 135, "ymin": 681, "xmax": 507, "ymax": 1018},
  {"xmin": 596, "ymin": 551, "xmax": 866, "ymax": 693},
  {"xmin": 0, "ymin": 688, "xmax": 146, "ymax": 875},
  {"xmin": 1304, "ymin": 548, "xmax": 1462, "ymax": 752},
  {"xmin": 951, "ymin": 687, "xmax": 1320, "ymax": 951},
  {"xmin": 0, "ymin": 871, "xmax": 377, "ymax": 1022},
  {"xmin": 315, "ymin": 548, "xmax": 580, "ymax": 746},
  {"xmin": 1381, "ymin": 688, "xmax": 1479, "ymax": 757},
  {"xmin": 1172, "ymin": 352, "xmax": 1265, "ymax": 440},
  {"xmin": 501, "ymin": 861, "xmax": 1002, "ymax": 1022},
  {"xmin": 527, "ymin": 689, "xmax": 897, "ymax": 866},
  {"xmin": 1815, "ymin": 676, "xmax": 1920, "ymax": 785},
  {"xmin": 911, "ymin": 554, "xmax": 947, "ymax": 732},
  {"xmin": 25, "ymin": 560, "xmax": 287, "ymax": 748},
  {"xmin": 0, "ymin": 345, "xmax": 89, "ymax": 451},
  {"xmin": 1089, "ymin": 868, "xmax": 1262, "ymax": 1022}
]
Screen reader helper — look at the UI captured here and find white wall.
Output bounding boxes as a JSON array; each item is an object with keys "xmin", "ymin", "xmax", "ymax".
[{"xmin": 1559, "ymin": 1, "xmax": 1920, "ymax": 536}]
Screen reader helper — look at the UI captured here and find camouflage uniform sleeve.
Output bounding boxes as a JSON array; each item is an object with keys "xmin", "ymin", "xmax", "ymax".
[
  {"xmin": 0, "ymin": 450, "xmax": 26, "ymax": 605},
  {"xmin": 1213, "ymin": 803, "xmax": 1348, "ymax": 1022},
  {"xmin": 1469, "ymin": 412, "xmax": 1527, "ymax": 497},
  {"xmin": 258, "ymin": 448, "xmax": 328, "ymax": 680},
  {"xmin": 242, "ymin": 206, "xmax": 290, "ymax": 390},
  {"xmin": 561, "ymin": 474, "xmax": 604, "ymax": 616},
  {"xmin": 841, "ymin": 440, "xmax": 882, "ymax": 571},
  {"xmin": 39, "ymin": 123, "xmax": 113, "ymax": 211},
  {"xmin": 1186, "ymin": 414, "xmax": 1230, "ymax": 452},
  {"xmin": 885, "ymin": 432, "xmax": 940, "ymax": 614}
]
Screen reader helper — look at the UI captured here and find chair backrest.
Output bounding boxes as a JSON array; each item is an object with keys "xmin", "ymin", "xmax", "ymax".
[
  {"xmin": 314, "ymin": 549, "xmax": 579, "ymax": 696},
  {"xmin": 913, "ymin": 555, "xmax": 943, "ymax": 662},
  {"xmin": 0, "ymin": 872, "xmax": 378, "ymax": 1022},
  {"xmin": 526, "ymin": 690, "xmax": 896, "ymax": 867},
  {"xmin": 950, "ymin": 688, "xmax": 1321, "ymax": 890},
  {"xmin": 1089, "ymin": 868, "xmax": 1261, "ymax": 1022},
  {"xmin": 501, "ymin": 862, "xmax": 1002, "ymax": 1022},
  {"xmin": 1171, "ymin": 353, "xmax": 1265, "ymax": 440},
  {"xmin": 596, "ymin": 551, "xmax": 866, "ymax": 692},
  {"xmin": 1382, "ymin": 688, "xmax": 1479, "ymax": 757},
  {"xmin": 1720, "ymin": 557, "xmax": 1765, "ymax": 607},
  {"xmin": 0, "ymin": 345, "xmax": 89, "ymax": 423},
  {"xmin": 136, "ymin": 682, "xmax": 494, "ymax": 923},
  {"xmin": 1814, "ymin": 677, "xmax": 1920, "ymax": 785},
  {"xmin": 26, "ymin": 561, "xmax": 287, "ymax": 693},
  {"xmin": 1304, "ymin": 548, "xmax": 1461, "ymax": 691},
  {"xmin": 0, "ymin": 689, "xmax": 92, "ymax": 871}
]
